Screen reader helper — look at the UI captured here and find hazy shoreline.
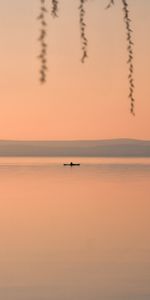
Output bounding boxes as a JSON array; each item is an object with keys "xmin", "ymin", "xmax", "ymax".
[{"xmin": 0, "ymin": 139, "xmax": 150, "ymax": 157}]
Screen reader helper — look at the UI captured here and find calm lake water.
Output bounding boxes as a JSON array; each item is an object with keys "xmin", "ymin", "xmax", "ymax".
[{"xmin": 0, "ymin": 157, "xmax": 150, "ymax": 300}]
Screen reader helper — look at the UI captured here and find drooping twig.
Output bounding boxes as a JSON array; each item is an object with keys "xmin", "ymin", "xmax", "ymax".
[
  {"xmin": 122, "ymin": 0, "xmax": 135, "ymax": 115},
  {"xmin": 79, "ymin": 0, "xmax": 88, "ymax": 63},
  {"xmin": 37, "ymin": 0, "xmax": 48, "ymax": 83},
  {"xmin": 105, "ymin": 0, "xmax": 114, "ymax": 9},
  {"xmin": 51, "ymin": 0, "xmax": 58, "ymax": 18}
]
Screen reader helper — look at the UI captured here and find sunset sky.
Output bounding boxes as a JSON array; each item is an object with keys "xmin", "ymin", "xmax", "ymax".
[{"xmin": 0, "ymin": 0, "xmax": 150, "ymax": 140}]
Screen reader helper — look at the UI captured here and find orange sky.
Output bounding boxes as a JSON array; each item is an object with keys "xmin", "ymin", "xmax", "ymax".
[{"xmin": 0, "ymin": 0, "xmax": 150, "ymax": 140}]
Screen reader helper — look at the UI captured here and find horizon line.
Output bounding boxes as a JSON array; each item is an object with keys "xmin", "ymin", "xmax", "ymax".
[{"xmin": 0, "ymin": 138, "xmax": 150, "ymax": 142}]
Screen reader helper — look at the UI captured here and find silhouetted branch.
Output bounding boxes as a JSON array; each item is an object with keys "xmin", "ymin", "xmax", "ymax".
[
  {"xmin": 79, "ymin": 0, "xmax": 88, "ymax": 63},
  {"xmin": 105, "ymin": 0, "xmax": 114, "ymax": 9},
  {"xmin": 36, "ymin": 0, "xmax": 135, "ymax": 116},
  {"xmin": 106, "ymin": 0, "xmax": 135, "ymax": 115},
  {"xmin": 122, "ymin": 0, "xmax": 135, "ymax": 115},
  {"xmin": 51, "ymin": 0, "xmax": 58, "ymax": 18},
  {"xmin": 37, "ymin": 0, "xmax": 48, "ymax": 83}
]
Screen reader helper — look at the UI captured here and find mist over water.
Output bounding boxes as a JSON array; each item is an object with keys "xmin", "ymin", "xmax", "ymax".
[{"xmin": 0, "ymin": 157, "xmax": 150, "ymax": 300}]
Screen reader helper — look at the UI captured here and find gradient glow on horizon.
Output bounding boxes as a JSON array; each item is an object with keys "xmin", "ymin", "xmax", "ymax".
[{"xmin": 0, "ymin": 0, "xmax": 150, "ymax": 140}]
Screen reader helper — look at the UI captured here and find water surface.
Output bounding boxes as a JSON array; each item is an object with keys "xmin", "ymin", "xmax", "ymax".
[{"xmin": 0, "ymin": 157, "xmax": 150, "ymax": 300}]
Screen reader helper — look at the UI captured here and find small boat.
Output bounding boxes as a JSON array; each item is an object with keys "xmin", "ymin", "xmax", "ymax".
[{"xmin": 63, "ymin": 162, "xmax": 80, "ymax": 166}]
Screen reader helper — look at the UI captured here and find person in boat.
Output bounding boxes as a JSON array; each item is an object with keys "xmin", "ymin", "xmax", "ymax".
[{"xmin": 63, "ymin": 162, "xmax": 80, "ymax": 166}]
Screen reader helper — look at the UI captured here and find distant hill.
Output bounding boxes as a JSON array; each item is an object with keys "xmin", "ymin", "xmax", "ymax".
[{"xmin": 0, "ymin": 139, "xmax": 150, "ymax": 157}]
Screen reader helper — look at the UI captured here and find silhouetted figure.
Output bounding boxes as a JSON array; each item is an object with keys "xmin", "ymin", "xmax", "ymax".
[{"xmin": 63, "ymin": 162, "xmax": 80, "ymax": 166}]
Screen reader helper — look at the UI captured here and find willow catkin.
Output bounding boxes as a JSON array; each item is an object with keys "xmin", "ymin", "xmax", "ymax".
[
  {"xmin": 79, "ymin": 0, "xmax": 88, "ymax": 63},
  {"xmin": 37, "ymin": 0, "xmax": 48, "ymax": 83}
]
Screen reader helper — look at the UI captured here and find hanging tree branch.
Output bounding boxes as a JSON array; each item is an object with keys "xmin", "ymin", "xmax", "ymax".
[
  {"xmin": 36, "ymin": 0, "xmax": 135, "ymax": 115},
  {"xmin": 106, "ymin": 0, "xmax": 135, "ymax": 115},
  {"xmin": 37, "ymin": 0, "xmax": 48, "ymax": 83},
  {"xmin": 79, "ymin": 0, "xmax": 88, "ymax": 63},
  {"xmin": 105, "ymin": 0, "xmax": 114, "ymax": 9},
  {"xmin": 51, "ymin": 0, "xmax": 59, "ymax": 18},
  {"xmin": 122, "ymin": 0, "xmax": 135, "ymax": 115}
]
